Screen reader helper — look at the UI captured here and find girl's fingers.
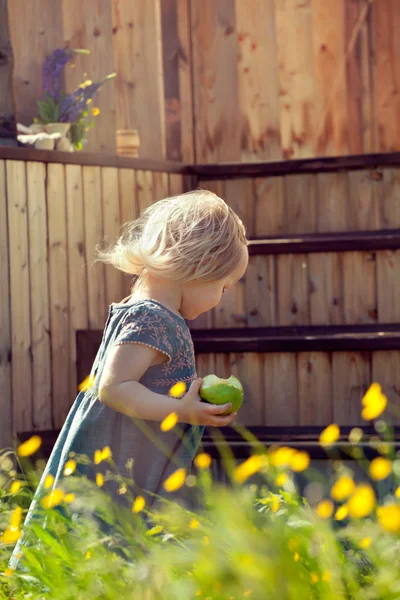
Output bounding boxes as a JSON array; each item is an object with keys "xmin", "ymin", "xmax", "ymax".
[
  {"xmin": 209, "ymin": 413, "xmax": 237, "ymax": 427},
  {"xmin": 203, "ymin": 402, "xmax": 232, "ymax": 414}
]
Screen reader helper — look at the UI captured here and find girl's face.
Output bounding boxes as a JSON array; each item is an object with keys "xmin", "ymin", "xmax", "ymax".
[{"xmin": 180, "ymin": 246, "xmax": 249, "ymax": 321}]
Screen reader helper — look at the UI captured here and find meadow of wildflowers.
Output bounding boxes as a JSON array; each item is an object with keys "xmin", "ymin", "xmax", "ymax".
[{"xmin": 1, "ymin": 382, "xmax": 400, "ymax": 599}]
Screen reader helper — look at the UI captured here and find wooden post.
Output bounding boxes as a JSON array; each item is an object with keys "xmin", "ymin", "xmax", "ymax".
[{"xmin": 0, "ymin": 0, "xmax": 16, "ymax": 143}]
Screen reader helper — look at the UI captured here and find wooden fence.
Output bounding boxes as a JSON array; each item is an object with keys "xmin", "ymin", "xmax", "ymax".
[{"xmin": 6, "ymin": 0, "xmax": 400, "ymax": 162}]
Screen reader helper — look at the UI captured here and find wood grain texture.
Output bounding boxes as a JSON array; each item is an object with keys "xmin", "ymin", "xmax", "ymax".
[
  {"xmin": 332, "ymin": 351, "xmax": 370, "ymax": 425},
  {"xmin": 27, "ymin": 161, "xmax": 51, "ymax": 429},
  {"xmin": 62, "ymin": 0, "xmax": 116, "ymax": 153},
  {"xmin": 176, "ymin": 0, "xmax": 195, "ymax": 162},
  {"xmin": 372, "ymin": 350, "xmax": 400, "ymax": 424},
  {"xmin": 112, "ymin": 0, "xmax": 165, "ymax": 158},
  {"xmin": 0, "ymin": 161, "xmax": 12, "ymax": 447},
  {"xmin": 101, "ymin": 167, "xmax": 123, "ymax": 305},
  {"xmin": 298, "ymin": 352, "xmax": 333, "ymax": 425},
  {"xmin": 376, "ymin": 250, "xmax": 400, "ymax": 323},
  {"xmin": 277, "ymin": 254, "xmax": 309, "ymax": 325},
  {"xmin": 0, "ymin": 0, "xmax": 16, "ymax": 138},
  {"xmin": 284, "ymin": 174, "xmax": 317, "ymax": 234},
  {"xmin": 347, "ymin": 169, "xmax": 379, "ymax": 230},
  {"xmin": 245, "ymin": 255, "xmax": 276, "ymax": 327},
  {"xmin": 118, "ymin": 167, "xmax": 137, "ymax": 297},
  {"xmin": 263, "ymin": 353, "xmax": 297, "ymax": 426},
  {"xmin": 254, "ymin": 177, "xmax": 285, "ymax": 237},
  {"xmin": 315, "ymin": 172, "xmax": 348, "ymax": 232},
  {"xmin": 6, "ymin": 160, "xmax": 32, "ymax": 432},
  {"xmin": 230, "ymin": 352, "xmax": 264, "ymax": 425},
  {"xmin": 342, "ymin": 251, "xmax": 377, "ymax": 324},
  {"xmin": 223, "ymin": 178, "xmax": 254, "ymax": 236},
  {"xmin": 136, "ymin": 170, "xmax": 154, "ymax": 213},
  {"xmin": 309, "ymin": 253, "xmax": 343, "ymax": 325},
  {"xmin": 47, "ymin": 164, "xmax": 70, "ymax": 429},
  {"xmin": 377, "ymin": 168, "xmax": 400, "ymax": 229}
]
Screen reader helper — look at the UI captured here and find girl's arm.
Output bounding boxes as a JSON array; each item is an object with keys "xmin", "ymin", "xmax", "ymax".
[{"xmin": 98, "ymin": 344, "xmax": 236, "ymax": 427}]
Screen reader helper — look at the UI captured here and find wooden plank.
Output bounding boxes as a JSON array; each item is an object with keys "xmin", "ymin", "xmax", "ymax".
[
  {"xmin": 83, "ymin": 166, "xmax": 106, "ymax": 328},
  {"xmin": 309, "ymin": 253, "xmax": 343, "ymax": 325},
  {"xmin": 373, "ymin": 0, "xmax": 400, "ymax": 152},
  {"xmin": 26, "ymin": 161, "xmax": 51, "ymax": 429},
  {"xmin": 223, "ymin": 178, "xmax": 254, "ymax": 236},
  {"xmin": 377, "ymin": 168, "xmax": 400, "ymax": 229},
  {"xmin": 136, "ymin": 170, "xmax": 154, "ymax": 213},
  {"xmin": 190, "ymin": 0, "xmax": 241, "ymax": 162},
  {"xmin": 6, "ymin": 160, "xmax": 32, "ymax": 432},
  {"xmin": 263, "ymin": 353, "xmax": 297, "ymax": 426},
  {"xmin": 176, "ymin": 0, "xmax": 195, "ymax": 163},
  {"xmin": 342, "ymin": 251, "xmax": 377, "ymax": 324},
  {"xmin": 245, "ymin": 255, "xmax": 276, "ymax": 327},
  {"xmin": 214, "ymin": 278, "xmax": 246, "ymax": 328},
  {"xmin": 277, "ymin": 254, "xmax": 309, "ymax": 325},
  {"xmin": 298, "ymin": 352, "xmax": 333, "ymax": 425},
  {"xmin": 7, "ymin": 0, "xmax": 63, "ymax": 126},
  {"xmin": 284, "ymin": 174, "xmax": 317, "ymax": 234},
  {"xmin": 372, "ymin": 351, "xmax": 400, "ymax": 424},
  {"xmin": 0, "ymin": 160, "xmax": 12, "ymax": 447},
  {"xmin": 168, "ymin": 173, "xmax": 184, "ymax": 196},
  {"xmin": 332, "ymin": 351, "xmax": 370, "ymax": 426},
  {"xmin": 62, "ymin": 0, "xmax": 116, "ymax": 153},
  {"xmin": 376, "ymin": 250, "xmax": 400, "ymax": 323},
  {"xmin": 0, "ymin": 0, "xmax": 16, "ymax": 139},
  {"xmin": 118, "ymin": 168, "xmax": 137, "ymax": 298},
  {"xmin": 65, "ymin": 165, "xmax": 89, "ymax": 404},
  {"xmin": 235, "ymin": 0, "xmax": 281, "ymax": 161},
  {"xmin": 274, "ymin": 0, "xmax": 318, "ymax": 158},
  {"xmin": 195, "ymin": 353, "xmax": 216, "ymax": 379},
  {"xmin": 112, "ymin": 0, "xmax": 165, "ymax": 158},
  {"xmin": 152, "ymin": 171, "xmax": 169, "ymax": 201},
  {"xmin": 230, "ymin": 353, "xmax": 264, "ymax": 426},
  {"xmin": 348, "ymin": 169, "xmax": 379, "ymax": 230},
  {"xmin": 101, "ymin": 167, "xmax": 123, "ymax": 306},
  {"xmin": 47, "ymin": 164, "xmax": 70, "ymax": 429},
  {"xmin": 254, "ymin": 177, "xmax": 285, "ymax": 237},
  {"xmin": 315, "ymin": 172, "xmax": 348, "ymax": 232}
]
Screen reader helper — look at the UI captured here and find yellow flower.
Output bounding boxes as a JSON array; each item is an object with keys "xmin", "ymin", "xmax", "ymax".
[
  {"xmin": 202, "ymin": 535, "xmax": 209, "ymax": 546},
  {"xmin": 17, "ymin": 435, "xmax": 42, "ymax": 457},
  {"xmin": 244, "ymin": 591, "xmax": 252, "ymax": 598},
  {"xmin": 44, "ymin": 474, "xmax": 54, "ymax": 489},
  {"xmin": 94, "ymin": 446, "xmax": 112, "ymax": 465},
  {"xmin": 322, "ymin": 570, "xmax": 331, "ymax": 582},
  {"xmin": 319, "ymin": 424, "xmax": 340, "ymax": 447},
  {"xmin": 3, "ymin": 567, "xmax": 14, "ymax": 577},
  {"xmin": 78, "ymin": 374, "xmax": 95, "ymax": 392},
  {"xmin": 349, "ymin": 427, "xmax": 363, "ymax": 443},
  {"xmin": 275, "ymin": 473, "xmax": 287, "ymax": 487},
  {"xmin": 160, "ymin": 412, "xmax": 178, "ymax": 432},
  {"xmin": 10, "ymin": 480, "xmax": 22, "ymax": 494},
  {"xmin": 1, "ymin": 526, "xmax": 21, "ymax": 544},
  {"xmin": 63, "ymin": 459, "xmax": 77, "ymax": 476},
  {"xmin": 334, "ymin": 505, "xmax": 349, "ymax": 521},
  {"xmin": 189, "ymin": 518, "xmax": 199, "ymax": 529},
  {"xmin": 289, "ymin": 450, "xmax": 310, "ymax": 472},
  {"xmin": 234, "ymin": 454, "xmax": 267, "ymax": 483},
  {"xmin": 347, "ymin": 484, "xmax": 376, "ymax": 519},
  {"xmin": 169, "ymin": 381, "xmax": 187, "ymax": 398},
  {"xmin": 310, "ymin": 572, "xmax": 319, "ymax": 583},
  {"xmin": 331, "ymin": 476, "xmax": 356, "ymax": 501},
  {"xmin": 194, "ymin": 453, "xmax": 212, "ymax": 469},
  {"xmin": 294, "ymin": 552, "xmax": 300, "ymax": 562},
  {"xmin": 369, "ymin": 457, "xmax": 392, "ymax": 480},
  {"xmin": 361, "ymin": 383, "xmax": 387, "ymax": 420},
  {"xmin": 10, "ymin": 507, "xmax": 22, "ymax": 529},
  {"xmin": 85, "ymin": 550, "xmax": 92, "ymax": 559},
  {"xmin": 316, "ymin": 500, "xmax": 334, "ymax": 519},
  {"xmin": 96, "ymin": 473, "xmax": 104, "ymax": 488},
  {"xmin": 41, "ymin": 488, "xmax": 64, "ymax": 509},
  {"xmin": 271, "ymin": 498, "xmax": 280, "ymax": 513},
  {"xmin": 163, "ymin": 468, "xmax": 186, "ymax": 492},
  {"xmin": 269, "ymin": 446, "xmax": 295, "ymax": 467},
  {"xmin": 92, "ymin": 107, "xmax": 100, "ymax": 116},
  {"xmin": 64, "ymin": 493, "xmax": 75, "ymax": 504},
  {"xmin": 146, "ymin": 525, "xmax": 163, "ymax": 536},
  {"xmin": 395, "ymin": 486, "xmax": 400, "ymax": 499},
  {"xmin": 377, "ymin": 504, "xmax": 400, "ymax": 533},
  {"xmin": 132, "ymin": 496, "xmax": 146, "ymax": 513},
  {"xmin": 360, "ymin": 537, "xmax": 372, "ymax": 549}
]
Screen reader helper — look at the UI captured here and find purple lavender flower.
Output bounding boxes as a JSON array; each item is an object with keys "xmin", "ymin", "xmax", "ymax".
[
  {"xmin": 59, "ymin": 82, "xmax": 102, "ymax": 123},
  {"xmin": 42, "ymin": 48, "xmax": 75, "ymax": 101}
]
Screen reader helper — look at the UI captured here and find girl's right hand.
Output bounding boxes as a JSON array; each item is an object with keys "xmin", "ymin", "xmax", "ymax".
[{"xmin": 179, "ymin": 378, "xmax": 237, "ymax": 427}]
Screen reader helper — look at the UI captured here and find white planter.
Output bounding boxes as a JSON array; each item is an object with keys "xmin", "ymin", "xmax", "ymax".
[{"xmin": 45, "ymin": 123, "xmax": 72, "ymax": 137}]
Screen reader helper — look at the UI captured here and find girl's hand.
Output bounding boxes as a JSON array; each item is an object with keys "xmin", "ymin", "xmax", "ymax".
[{"xmin": 178, "ymin": 378, "xmax": 237, "ymax": 427}]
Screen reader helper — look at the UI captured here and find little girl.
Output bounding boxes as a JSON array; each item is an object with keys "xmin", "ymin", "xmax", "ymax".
[{"xmin": 11, "ymin": 189, "xmax": 248, "ymax": 562}]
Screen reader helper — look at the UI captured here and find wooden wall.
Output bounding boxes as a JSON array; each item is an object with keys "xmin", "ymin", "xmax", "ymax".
[
  {"xmin": 7, "ymin": 0, "xmax": 400, "ymax": 162},
  {"xmin": 0, "ymin": 149, "xmax": 186, "ymax": 448}
]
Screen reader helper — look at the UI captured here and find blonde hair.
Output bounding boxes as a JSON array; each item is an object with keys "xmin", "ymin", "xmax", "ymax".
[{"xmin": 97, "ymin": 189, "xmax": 248, "ymax": 284}]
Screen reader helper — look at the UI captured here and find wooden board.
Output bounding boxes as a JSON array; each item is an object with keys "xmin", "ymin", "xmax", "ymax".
[
  {"xmin": 168, "ymin": 173, "xmax": 184, "ymax": 196},
  {"xmin": 195, "ymin": 353, "xmax": 216, "ymax": 379},
  {"xmin": 230, "ymin": 353, "xmax": 264, "ymax": 425},
  {"xmin": 47, "ymin": 164, "xmax": 70, "ymax": 429},
  {"xmin": 190, "ymin": 0, "xmax": 241, "ymax": 162},
  {"xmin": 372, "ymin": 350, "xmax": 400, "ymax": 424},
  {"xmin": 235, "ymin": 0, "xmax": 281, "ymax": 161},
  {"xmin": 65, "ymin": 165, "xmax": 89, "ymax": 405},
  {"xmin": 342, "ymin": 251, "xmax": 377, "ymax": 324},
  {"xmin": 83, "ymin": 166, "xmax": 106, "ymax": 328},
  {"xmin": 101, "ymin": 167, "xmax": 123, "ymax": 305},
  {"xmin": 347, "ymin": 169, "xmax": 379, "ymax": 230},
  {"xmin": 254, "ymin": 177, "xmax": 285, "ymax": 237},
  {"xmin": 0, "ymin": 161, "xmax": 12, "ymax": 447},
  {"xmin": 274, "ymin": 0, "xmax": 318, "ymax": 158},
  {"xmin": 176, "ymin": 0, "xmax": 195, "ymax": 163},
  {"xmin": 214, "ymin": 278, "xmax": 246, "ymax": 328},
  {"xmin": 284, "ymin": 174, "xmax": 317, "ymax": 234},
  {"xmin": 62, "ymin": 0, "xmax": 116, "ymax": 153},
  {"xmin": 136, "ymin": 170, "xmax": 154, "ymax": 213},
  {"xmin": 6, "ymin": 160, "xmax": 32, "ymax": 432},
  {"xmin": 309, "ymin": 253, "xmax": 343, "ymax": 325},
  {"xmin": 376, "ymin": 250, "xmax": 400, "ymax": 323},
  {"xmin": 118, "ymin": 168, "xmax": 138, "ymax": 297},
  {"xmin": 332, "ymin": 351, "xmax": 370, "ymax": 425},
  {"xmin": 111, "ymin": 0, "xmax": 165, "ymax": 158},
  {"xmin": 298, "ymin": 352, "xmax": 333, "ymax": 425},
  {"xmin": 152, "ymin": 171, "xmax": 169, "ymax": 201},
  {"xmin": 263, "ymin": 353, "xmax": 297, "ymax": 426},
  {"xmin": 277, "ymin": 254, "xmax": 309, "ymax": 325},
  {"xmin": 312, "ymin": 0, "xmax": 349, "ymax": 156},
  {"xmin": 26, "ymin": 161, "xmax": 51, "ymax": 429},
  {"xmin": 223, "ymin": 178, "xmax": 255, "ymax": 237},
  {"xmin": 7, "ymin": 0, "xmax": 63, "ymax": 126},
  {"xmin": 315, "ymin": 172, "xmax": 348, "ymax": 232},
  {"xmin": 377, "ymin": 168, "xmax": 400, "ymax": 229},
  {"xmin": 0, "ymin": 0, "xmax": 16, "ymax": 139},
  {"xmin": 245, "ymin": 255, "xmax": 276, "ymax": 327}
]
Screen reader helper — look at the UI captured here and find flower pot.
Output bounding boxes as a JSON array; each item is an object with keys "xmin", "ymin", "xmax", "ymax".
[
  {"xmin": 29, "ymin": 123, "xmax": 46, "ymax": 134},
  {"xmin": 35, "ymin": 138, "xmax": 55, "ymax": 151},
  {"xmin": 45, "ymin": 123, "xmax": 72, "ymax": 137},
  {"xmin": 56, "ymin": 137, "xmax": 74, "ymax": 152},
  {"xmin": 116, "ymin": 129, "xmax": 140, "ymax": 158}
]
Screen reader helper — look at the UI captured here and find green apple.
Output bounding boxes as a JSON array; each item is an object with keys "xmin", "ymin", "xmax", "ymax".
[{"xmin": 199, "ymin": 374, "xmax": 244, "ymax": 414}]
